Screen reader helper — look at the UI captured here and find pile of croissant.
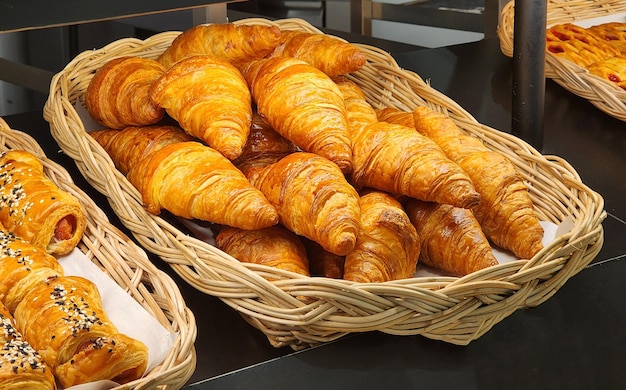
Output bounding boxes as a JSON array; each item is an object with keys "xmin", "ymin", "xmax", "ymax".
[
  {"xmin": 85, "ymin": 22, "xmax": 545, "ymax": 283},
  {"xmin": 0, "ymin": 150, "xmax": 148, "ymax": 388}
]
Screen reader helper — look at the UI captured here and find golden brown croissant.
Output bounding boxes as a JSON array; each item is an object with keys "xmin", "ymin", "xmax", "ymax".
[
  {"xmin": 343, "ymin": 190, "xmax": 419, "ymax": 283},
  {"xmin": 247, "ymin": 152, "xmax": 360, "ymax": 256},
  {"xmin": 157, "ymin": 23, "xmax": 282, "ymax": 69},
  {"xmin": 149, "ymin": 55, "xmax": 252, "ymax": 160},
  {"xmin": 121, "ymin": 139, "xmax": 278, "ymax": 230},
  {"xmin": 271, "ymin": 30, "xmax": 367, "ymax": 77},
  {"xmin": 376, "ymin": 106, "xmax": 415, "ymax": 128},
  {"xmin": 89, "ymin": 125, "xmax": 194, "ymax": 175},
  {"xmin": 336, "ymin": 79, "xmax": 479, "ymax": 208},
  {"xmin": 216, "ymin": 225, "xmax": 310, "ymax": 276},
  {"xmin": 0, "ymin": 302, "xmax": 56, "ymax": 389},
  {"xmin": 85, "ymin": 56, "xmax": 166, "ymax": 129},
  {"xmin": 333, "ymin": 76, "xmax": 378, "ymax": 135},
  {"xmin": 404, "ymin": 198, "xmax": 499, "ymax": 276},
  {"xmin": 13, "ymin": 275, "xmax": 148, "ymax": 387},
  {"xmin": 242, "ymin": 57, "xmax": 353, "ymax": 174},
  {"xmin": 0, "ymin": 229, "xmax": 64, "ymax": 313},
  {"xmin": 0, "ymin": 150, "xmax": 87, "ymax": 256},
  {"xmin": 232, "ymin": 113, "xmax": 299, "ymax": 178},
  {"xmin": 412, "ymin": 106, "xmax": 544, "ymax": 259},
  {"xmin": 333, "ymin": 81, "xmax": 479, "ymax": 208},
  {"xmin": 303, "ymin": 238, "xmax": 345, "ymax": 279}
]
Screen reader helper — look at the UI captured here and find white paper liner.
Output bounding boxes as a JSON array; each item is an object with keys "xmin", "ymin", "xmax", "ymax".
[{"xmin": 57, "ymin": 249, "xmax": 177, "ymax": 389}]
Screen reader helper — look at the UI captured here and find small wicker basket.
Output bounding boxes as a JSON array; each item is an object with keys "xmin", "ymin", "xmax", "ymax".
[
  {"xmin": 0, "ymin": 117, "xmax": 197, "ymax": 388},
  {"xmin": 43, "ymin": 18, "xmax": 605, "ymax": 349},
  {"xmin": 498, "ymin": 0, "xmax": 626, "ymax": 121}
]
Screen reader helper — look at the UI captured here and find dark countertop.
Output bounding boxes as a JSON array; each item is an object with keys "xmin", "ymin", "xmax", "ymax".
[{"xmin": 3, "ymin": 37, "xmax": 625, "ymax": 390}]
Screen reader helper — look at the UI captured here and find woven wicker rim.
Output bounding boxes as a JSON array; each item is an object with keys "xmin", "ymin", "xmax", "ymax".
[
  {"xmin": 43, "ymin": 18, "xmax": 605, "ymax": 348},
  {"xmin": 498, "ymin": 0, "xmax": 626, "ymax": 121},
  {"xmin": 0, "ymin": 117, "xmax": 197, "ymax": 388}
]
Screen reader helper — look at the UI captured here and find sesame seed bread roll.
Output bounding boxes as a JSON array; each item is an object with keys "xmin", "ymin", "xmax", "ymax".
[
  {"xmin": 0, "ymin": 301, "xmax": 56, "ymax": 389},
  {"xmin": 13, "ymin": 275, "xmax": 149, "ymax": 387},
  {"xmin": 0, "ymin": 150, "xmax": 86, "ymax": 256}
]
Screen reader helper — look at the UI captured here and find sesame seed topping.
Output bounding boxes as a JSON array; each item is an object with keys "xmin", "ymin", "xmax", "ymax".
[
  {"xmin": 49, "ymin": 284, "xmax": 103, "ymax": 336},
  {"xmin": 0, "ymin": 314, "xmax": 46, "ymax": 372}
]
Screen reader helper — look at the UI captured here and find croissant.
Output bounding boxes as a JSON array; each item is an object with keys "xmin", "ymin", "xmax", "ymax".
[
  {"xmin": 333, "ymin": 76, "xmax": 378, "ymax": 135},
  {"xmin": 343, "ymin": 190, "xmax": 419, "ymax": 283},
  {"xmin": 0, "ymin": 302, "xmax": 56, "ymax": 389},
  {"xmin": 242, "ymin": 57, "xmax": 353, "ymax": 174},
  {"xmin": 247, "ymin": 152, "xmax": 360, "ymax": 256},
  {"xmin": 89, "ymin": 125, "xmax": 194, "ymax": 175},
  {"xmin": 0, "ymin": 150, "xmax": 87, "ymax": 256},
  {"xmin": 216, "ymin": 225, "xmax": 310, "ymax": 276},
  {"xmin": 376, "ymin": 106, "xmax": 415, "ymax": 128},
  {"xmin": 149, "ymin": 55, "xmax": 252, "ymax": 160},
  {"xmin": 157, "ymin": 23, "xmax": 282, "ymax": 69},
  {"xmin": 0, "ymin": 229, "xmax": 64, "ymax": 313},
  {"xmin": 271, "ymin": 30, "xmax": 367, "ymax": 76},
  {"xmin": 13, "ymin": 275, "xmax": 148, "ymax": 387},
  {"xmin": 121, "ymin": 140, "xmax": 278, "ymax": 230},
  {"xmin": 404, "ymin": 198, "xmax": 499, "ymax": 276},
  {"xmin": 412, "ymin": 106, "xmax": 544, "ymax": 259},
  {"xmin": 232, "ymin": 113, "xmax": 299, "ymax": 178},
  {"xmin": 303, "ymin": 238, "xmax": 345, "ymax": 279},
  {"xmin": 85, "ymin": 56, "xmax": 166, "ymax": 129}
]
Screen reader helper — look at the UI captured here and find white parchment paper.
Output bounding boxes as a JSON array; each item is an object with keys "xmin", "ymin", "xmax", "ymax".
[{"xmin": 57, "ymin": 249, "xmax": 177, "ymax": 389}]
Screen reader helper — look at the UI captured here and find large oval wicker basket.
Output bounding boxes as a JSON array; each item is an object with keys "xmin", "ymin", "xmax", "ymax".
[
  {"xmin": 498, "ymin": 0, "xmax": 626, "ymax": 122},
  {"xmin": 43, "ymin": 18, "xmax": 605, "ymax": 349},
  {"xmin": 0, "ymin": 117, "xmax": 197, "ymax": 388}
]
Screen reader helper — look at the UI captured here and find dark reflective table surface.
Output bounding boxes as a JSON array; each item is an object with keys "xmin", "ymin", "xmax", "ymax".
[{"xmin": 4, "ymin": 37, "xmax": 625, "ymax": 390}]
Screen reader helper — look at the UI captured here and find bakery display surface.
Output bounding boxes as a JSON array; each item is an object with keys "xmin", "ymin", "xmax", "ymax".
[{"xmin": 2, "ymin": 18, "xmax": 625, "ymax": 390}]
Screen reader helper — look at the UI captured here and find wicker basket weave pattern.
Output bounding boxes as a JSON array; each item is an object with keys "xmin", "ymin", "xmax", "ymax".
[
  {"xmin": 0, "ymin": 117, "xmax": 197, "ymax": 388},
  {"xmin": 498, "ymin": 0, "xmax": 626, "ymax": 121},
  {"xmin": 44, "ymin": 18, "xmax": 605, "ymax": 349}
]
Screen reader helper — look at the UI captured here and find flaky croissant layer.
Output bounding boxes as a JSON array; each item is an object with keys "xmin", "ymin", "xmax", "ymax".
[
  {"xmin": 242, "ymin": 56, "xmax": 354, "ymax": 174},
  {"xmin": 248, "ymin": 152, "xmax": 361, "ymax": 256}
]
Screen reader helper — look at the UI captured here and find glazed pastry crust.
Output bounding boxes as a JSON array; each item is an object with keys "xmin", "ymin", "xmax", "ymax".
[
  {"xmin": 0, "ymin": 150, "xmax": 86, "ymax": 256},
  {"xmin": 335, "ymin": 78, "xmax": 479, "ymax": 208},
  {"xmin": 242, "ymin": 57, "xmax": 353, "ymax": 174},
  {"xmin": 303, "ymin": 238, "xmax": 345, "ymax": 279},
  {"xmin": 157, "ymin": 23, "xmax": 282, "ymax": 69},
  {"xmin": 85, "ymin": 56, "xmax": 166, "ymax": 129},
  {"xmin": 13, "ymin": 275, "xmax": 148, "ymax": 387},
  {"xmin": 125, "ymin": 141, "xmax": 278, "ymax": 230},
  {"xmin": 0, "ymin": 302, "xmax": 56, "ymax": 389},
  {"xmin": 0, "ymin": 229, "xmax": 63, "ymax": 313},
  {"xmin": 405, "ymin": 199, "xmax": 499, "ymax": 276},
  {"xmin": 271, "ymin": 30, "xmax": 367, "ymax": 77},
  {"xmin": 343, "ymin": 191, "xmax": 420, "ymax": 283},
  {"xmin": 247, "ymin": 152, "xmax": 361, "ymax": 256},
  {"xmin": 232, "ymin": 113, "xmax": 299, "ymax": 178},
  {"xmin": 216, "ymin": 225, "xmax": 310, "ymax": 276},
  {"xmin": 150, "ymin": 55, "xmax": 252, "ymax": 160},
  {"xmin": 89, "ymin": 125, "xmax": 194, "ymax": 175},
  {"xmin": 412, "ymin": 106, "xmax": 544, "ymax": 259}
]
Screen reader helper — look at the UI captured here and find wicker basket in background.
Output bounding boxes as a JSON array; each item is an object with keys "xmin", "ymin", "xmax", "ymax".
[
  {"xmin": 43, "ymin": 18, "xmax": 605, "ymax": 349},
  {"xmin": 0, "ymin": 117, "xmax": 197, "ymax": 388},
  {"xmin": 498, "ymin": 0, "xmax": 626, "ymax": 121}
]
